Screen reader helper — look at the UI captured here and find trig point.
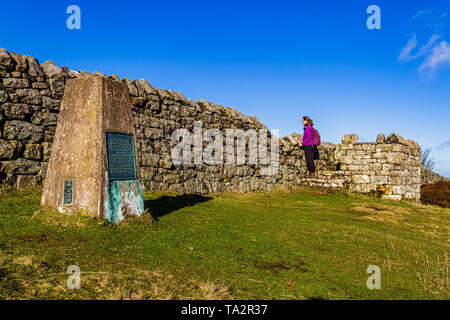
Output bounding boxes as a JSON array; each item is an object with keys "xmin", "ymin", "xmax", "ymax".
[{"xmin": 41, "ymin": 76, "xmax": 144, "ymax": 224}]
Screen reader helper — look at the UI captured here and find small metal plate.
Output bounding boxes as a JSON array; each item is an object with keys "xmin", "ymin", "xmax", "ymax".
[{"xmin": 62, "ymin": 180, "xmax": 73, "ymax": 205}]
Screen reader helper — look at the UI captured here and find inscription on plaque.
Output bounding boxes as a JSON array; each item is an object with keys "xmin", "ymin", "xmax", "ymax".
[
  {"xmin": 63, "ymin": 180, "xmax": 73, "ymax": 205},
  {"xmin": 105, "ymin": 131, "xmax": 137, "ymax": 181}
]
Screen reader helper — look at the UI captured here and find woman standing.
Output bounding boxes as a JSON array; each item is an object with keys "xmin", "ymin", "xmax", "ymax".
[{"xmin": 301, "ymin": 116, "xmax": 316, "ymax": 178}]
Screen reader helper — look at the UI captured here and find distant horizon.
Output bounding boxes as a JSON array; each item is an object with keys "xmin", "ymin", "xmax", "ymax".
[{"xmin": 1, "ymin": 1, "xmax": 449, "ymax": 177}]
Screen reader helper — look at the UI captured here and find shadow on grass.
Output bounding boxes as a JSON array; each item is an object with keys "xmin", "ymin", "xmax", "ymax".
[{"xmin": 144, "ymin": 194, "xmax": 212, "ymax": 221}]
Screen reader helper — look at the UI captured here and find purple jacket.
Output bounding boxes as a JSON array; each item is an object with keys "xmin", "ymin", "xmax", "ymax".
[{"xmin": 302, "ymin": 126, "xmax": 314, "ymax": 146}]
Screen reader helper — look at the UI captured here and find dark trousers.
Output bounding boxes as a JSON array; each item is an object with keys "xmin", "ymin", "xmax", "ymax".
[{"xmin": 304, "ymin": 145, "xmax": 316, "ymax": 173}]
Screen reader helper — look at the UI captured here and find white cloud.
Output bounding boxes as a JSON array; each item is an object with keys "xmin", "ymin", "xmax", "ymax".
[
  {"xmin": 417, "ymin": 34, "xmax": 441, "ymax": 56},
  {"xmin": 411, "ymin": 9, "xmax": 431, "ymax": 21},
  {"xmin": 399, "ymin": 10, "xmax": 450, "ymax": 76},
  {"xmin": 437, "ymin": 140, "xmax": 450, "ymax": 150},
  {"xmin": 419, "ymin": 41, "xmax": 450, "ymax": 75},
  {"xmin": 399, "ymin": 34, "xmax": 441, "ymax": 61},
  {"xmin": 399, "ymin": 34, "xmax": 417, "ymax": 61}
]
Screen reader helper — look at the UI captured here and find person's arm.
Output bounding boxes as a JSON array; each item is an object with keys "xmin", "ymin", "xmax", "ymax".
[{"xmin": 302, "ymin": 127, "xmax": 313, "ymax": 145}]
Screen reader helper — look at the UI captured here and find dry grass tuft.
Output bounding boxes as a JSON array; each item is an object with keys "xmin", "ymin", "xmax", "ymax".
[
  {"xmin": 352, "ymin": 204, "xmax": 403, "ymax": 224},
  {"xmin": 197, "ymin": 281, "xmax": 231, "ymax": 300},
  {"xmin": 413, "ymin": 251, "xmax": 449, "ymax": 297}
]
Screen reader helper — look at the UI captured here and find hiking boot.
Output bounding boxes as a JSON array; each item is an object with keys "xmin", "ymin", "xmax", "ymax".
[{"xmin": 306, "ymin": 172, "xmax": 316, "ymax": 178}]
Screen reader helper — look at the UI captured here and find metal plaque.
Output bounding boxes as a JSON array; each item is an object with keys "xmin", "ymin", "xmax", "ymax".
[
  {"xmin": 63, "ymin": 180, "xmax": 73, "ymax": 205},
  {"xmin": 105, "ymin": 131, "xmax": 137, "ymax": 181}
]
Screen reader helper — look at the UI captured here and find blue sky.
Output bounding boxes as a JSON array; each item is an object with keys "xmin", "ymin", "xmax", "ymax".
[{"xmin": 1, "ymin": 0, "xmax": 449, "ymax": 176}]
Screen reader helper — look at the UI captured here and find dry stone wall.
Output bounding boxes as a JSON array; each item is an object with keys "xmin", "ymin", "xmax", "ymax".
[
  {"xmin": 421, "ymin": 167, "xmax": 450, "ymax": 185},
  {"xmin": 333, "ymin": 133, "xmax": 421, "ymax": 200},
  {"xmin": 0, "ymin": 48, "xmax": 423, "ymax": 200}
]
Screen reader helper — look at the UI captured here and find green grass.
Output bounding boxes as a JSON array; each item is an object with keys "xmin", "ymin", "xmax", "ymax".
[{"xmin": 0, "ymin": 186, "xmax": 448, "ymax": 300}]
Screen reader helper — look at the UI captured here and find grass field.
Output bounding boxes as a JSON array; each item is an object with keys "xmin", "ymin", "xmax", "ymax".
[{"xmin": 0, "ymin": 187, "xmax": 448, "ymax": 300}]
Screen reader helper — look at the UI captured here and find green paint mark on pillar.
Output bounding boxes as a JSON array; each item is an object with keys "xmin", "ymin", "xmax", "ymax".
[{"xmin": 106, "ymin": 180, "xmax": 144, "ymax": 224}]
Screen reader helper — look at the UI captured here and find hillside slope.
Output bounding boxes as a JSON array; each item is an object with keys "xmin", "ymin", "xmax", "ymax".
[{"xmin": 0, "ymin": 187, "xmax": 448, "ymax": 299}]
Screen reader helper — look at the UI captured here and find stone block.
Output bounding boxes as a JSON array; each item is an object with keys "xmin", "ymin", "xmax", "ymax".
[
  {"xmin": 386, "ymin": 133, "xmax": 408, "ymax": 145},
  {"xmin": 17, "ymin": 175, "xmax": 40, "ymax": 188},
  {"xmin": 389, "ymin": 171, "xmax": 402, "ymax": 185},
  {"xmin": 386, "ymin": 152, "xmax": 405, "ymax": 164},
  {"xmin": 382, "ymin": 194, "xmax": 402, "ymax": 201},
  {"xmin": 362, "ymin": 143, "xmax": 375, "ymax": 151},
  {"xmin": 371, "ymin": 175, "xmax": 388, "ymax": 184},
  {"xmin": 15, "ymin": 88, "xmax": 41, "ymax": 105},
  {"xmin": 3, "ymin": 120, "xmax": 44, "ymax": 142},
  {"xmin": 352, "ymin": 174, "xmax": 370, "ymax": 184},
  {"xmin": 0, "ymin": 139, "xmax": 21, "ymax": 159},
  {"xmin": 1, "ymin": 102, "xmax": 33, "ymax": 120},
  {"xmin": 342, "ymin": 133, "xmax": 359, "ymax": 144},
  {"xmin": 361, "ymin": 184, "xmax": 377, "ymax": 193},
  {"xmin": 376, "ymin": 133, "xmax": 385, "ymax": 144},
  {"xmin": 1, "ymin": 158, "xmax": 41, "ymax": 174},
  {"xmin": 2, "ymin": 78, "xmax": 29, "ymax": 88},
  {"xmin": 23, "ymin": 144, "xmax": 42, "ymax": 160},
  {"xmin": 392, "ymin": 186, "xmax": 403, "ymax": 195},
  {"xmin": 0, "ymin": 48, "xmax": 13, "ymax": 70}
]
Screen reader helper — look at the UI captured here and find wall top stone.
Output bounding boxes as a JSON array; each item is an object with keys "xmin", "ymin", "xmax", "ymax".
[
  {"xmin": 376, "ymin": 133, "xmax": 385, "ymax": 144},
  {"xmin": 0, "ymin": 48, "xmax": 13, "ymax": 70},
  {"xmin": 41, "ymin": 60, "xmax": 67, "ymax": 79},
  {"xmin": 342, "ymin": 133, "xmax": 359, "ymax": 144}
]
